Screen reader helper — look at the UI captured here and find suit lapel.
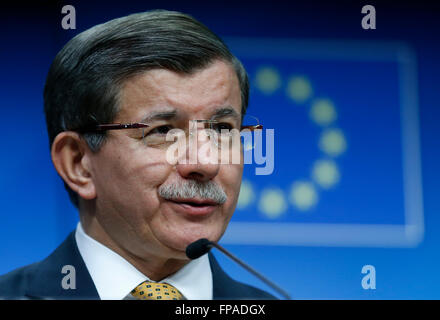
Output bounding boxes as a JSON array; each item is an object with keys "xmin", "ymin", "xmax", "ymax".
[
  {"xmin": 25, "ymin": 231, "xmax": 99, "ymax": 299},
  {"xmin": 209, "ymin": 252, "xmax": 244, "ymax": 299},
  {"xmin": 209, "ymin": 252, "xmax": 276, "ymax": 299}
]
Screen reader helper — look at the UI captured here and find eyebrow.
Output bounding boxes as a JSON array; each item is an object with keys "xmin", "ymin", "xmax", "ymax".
[
  {"xmin": 210, "ymin": 106, "xmax": 241, "ymax": 122},
  {"xmin": 139, "ymin": 109, "xmax": 178, "ymax": 123},
  {"xmin": 138, "ymin": 106, "xmax": 240, "ymax": 123}
]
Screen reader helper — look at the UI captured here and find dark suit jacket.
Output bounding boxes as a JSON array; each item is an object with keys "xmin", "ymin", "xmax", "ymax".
[{"xmin": 0, "ymin": 231, "xmax": 275, "ymax": 300}]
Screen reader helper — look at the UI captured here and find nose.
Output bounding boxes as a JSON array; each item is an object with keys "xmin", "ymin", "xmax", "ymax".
[
  {"xmin": 176, "ymin": 162, "xmax": 220, "ymax": 182},
  {"xmin": 175, "ymin": 127, "xmax": 220, "ymax": 182}
]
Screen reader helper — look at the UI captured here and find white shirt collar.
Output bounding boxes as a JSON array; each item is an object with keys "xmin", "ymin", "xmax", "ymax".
[{"xmin": 75, "ymin": 222, "xmax": 213, "ymax": 300}]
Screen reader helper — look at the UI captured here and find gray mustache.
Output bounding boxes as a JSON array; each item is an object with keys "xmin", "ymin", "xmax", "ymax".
[{"xmin": 158, "ymin": 180, "xmax": 227, "ymax": 205}]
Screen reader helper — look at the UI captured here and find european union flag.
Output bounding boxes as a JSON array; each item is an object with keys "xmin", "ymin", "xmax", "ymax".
[{"xmin": 222, "ymin": 38, "xmax": 424, "ymax": 248}]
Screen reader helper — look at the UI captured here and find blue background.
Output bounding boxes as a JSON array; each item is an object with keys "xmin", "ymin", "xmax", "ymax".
[{"xmin": 0, "ymin": 1, "xmax": 439, "ymax": 299}]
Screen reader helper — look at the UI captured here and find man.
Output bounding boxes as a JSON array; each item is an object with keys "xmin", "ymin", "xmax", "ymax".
[{"xmin": 0, "ymin": 10, "xmax": 275, "ymax": 300}]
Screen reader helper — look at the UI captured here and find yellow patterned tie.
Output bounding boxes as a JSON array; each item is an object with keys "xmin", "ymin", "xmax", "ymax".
[{"xmin": 131, "ymin": 281, "xmax": 184, "ymax": 300}]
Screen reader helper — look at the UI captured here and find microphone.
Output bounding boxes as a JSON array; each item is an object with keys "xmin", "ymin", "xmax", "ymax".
[{"xmin": 186, "ymin": 238, "xmax": 291, "ymax": 300}]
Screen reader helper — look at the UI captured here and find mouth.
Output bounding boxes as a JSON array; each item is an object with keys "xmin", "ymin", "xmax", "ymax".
[{"xmin": 165, "ymin": 198, "xmax": 219, "ymax": 217}]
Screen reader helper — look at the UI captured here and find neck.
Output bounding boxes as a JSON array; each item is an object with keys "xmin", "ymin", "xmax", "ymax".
[{"xmin": 79, "ymin": 204, "xmax": 188, "ymax": 281}]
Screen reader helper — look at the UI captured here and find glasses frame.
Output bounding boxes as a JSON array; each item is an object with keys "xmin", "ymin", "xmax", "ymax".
[{"xmin": 74, "ymin": 119, "xmax": 263, "ymax": 133}]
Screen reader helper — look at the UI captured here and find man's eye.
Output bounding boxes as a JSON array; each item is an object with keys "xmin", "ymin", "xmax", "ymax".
[
  {"xmin": 149, "ymin": 125, "xmax": 173, "ymax": 135},
  {"xmin": 213, "ymin": 123, "xmax": 233, "ymax": 132}
]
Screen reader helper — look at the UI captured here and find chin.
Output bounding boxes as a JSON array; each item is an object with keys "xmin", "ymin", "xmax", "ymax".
[
  {"xmin": 164, "ymin": 226, "xmax": 223, "ymax": 255},
  {"xmin": 151, "ymin": 209, "xmax": 230, "ymax": 257}
]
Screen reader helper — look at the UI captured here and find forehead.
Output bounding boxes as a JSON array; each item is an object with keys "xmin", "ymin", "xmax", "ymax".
[{"xmin": 117, "ymin": 60, "xmax": 242, "ymax": 121}]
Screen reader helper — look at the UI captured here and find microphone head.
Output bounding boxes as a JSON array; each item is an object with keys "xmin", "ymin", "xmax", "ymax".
[{"xmin": 186, "ymin": 238, "xmax": 212, "ymax": 259}]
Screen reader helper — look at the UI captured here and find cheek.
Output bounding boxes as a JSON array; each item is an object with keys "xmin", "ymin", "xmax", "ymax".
[
  {"xmin": 91, "ymin": 144, "xmax": 174, "ymax": 215},
  {"xmin": 220, "ymin": 163, "xmax": 243, "ymax": 207}
]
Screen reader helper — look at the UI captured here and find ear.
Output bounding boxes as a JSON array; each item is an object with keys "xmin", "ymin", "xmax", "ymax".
[{"xmin": 51, "ymin": 132, "xmax": 96, "ymax": 201}]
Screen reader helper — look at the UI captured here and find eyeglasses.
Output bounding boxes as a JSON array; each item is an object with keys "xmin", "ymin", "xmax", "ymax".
[{"xmin": 74, "ymin": 116, "xmax": 263, "ymax": 150}]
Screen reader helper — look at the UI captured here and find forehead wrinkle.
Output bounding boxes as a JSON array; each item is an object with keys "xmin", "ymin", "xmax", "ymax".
[{"xmin": 120, "ymin": 61, "xmax": 241, "ymax": 124}]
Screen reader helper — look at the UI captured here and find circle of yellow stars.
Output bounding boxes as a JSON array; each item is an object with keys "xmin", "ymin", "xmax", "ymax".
[{"xmin": 237, "ymin": 67, "xmax": 348, "ymax": 219}]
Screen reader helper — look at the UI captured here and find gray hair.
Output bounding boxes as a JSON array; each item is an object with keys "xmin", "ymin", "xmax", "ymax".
[{"xmin": 44, "ymin": 10, "xmax": 249, "ymax": 208}]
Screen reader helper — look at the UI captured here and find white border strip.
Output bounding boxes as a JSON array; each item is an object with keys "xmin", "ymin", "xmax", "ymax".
[{"xmin": 222, "ymin": 222, "xmax": 423, "ymax": 248}]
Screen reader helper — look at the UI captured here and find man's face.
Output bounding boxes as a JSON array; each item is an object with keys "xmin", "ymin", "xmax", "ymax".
[{"xmin": 87, "ymin": 60, "xmax": 243, "ymax": 261}]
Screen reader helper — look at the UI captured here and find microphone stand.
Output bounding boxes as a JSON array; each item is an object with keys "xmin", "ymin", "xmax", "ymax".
[{"xmin": 208, "ymin": 242, "xmax": 292, "ymax": 300}]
